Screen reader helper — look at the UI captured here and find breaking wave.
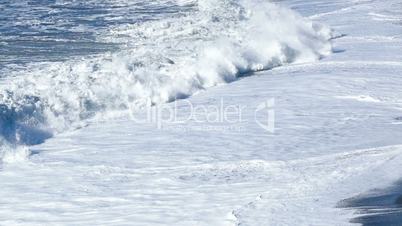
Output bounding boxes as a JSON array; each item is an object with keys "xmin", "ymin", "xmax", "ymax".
[{"xmin": 0, "ymin": 0, "xmax": 332, "ymax": 159}]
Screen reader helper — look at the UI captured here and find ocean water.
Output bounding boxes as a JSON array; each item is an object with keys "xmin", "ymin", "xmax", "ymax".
[
  {"xmin": 0, "ymin": 0, "xmax": 332, "ymax": 158},
  {"xmin": 0, "ymin": 0, "xmax": 194, "ymax": 68}
]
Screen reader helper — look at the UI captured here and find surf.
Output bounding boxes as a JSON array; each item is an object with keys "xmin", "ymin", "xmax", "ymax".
[{"xmin": 0, "ymin": 0, "xmax": 332, "ymax": 161}]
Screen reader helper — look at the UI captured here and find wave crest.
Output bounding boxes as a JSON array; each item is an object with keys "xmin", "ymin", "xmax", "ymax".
[{"xmin": 0, "ymin": 0, "xmax": 332, "ymax": 154}]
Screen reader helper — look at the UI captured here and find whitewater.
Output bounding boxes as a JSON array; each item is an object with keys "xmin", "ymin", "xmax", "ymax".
[
  {"xmin": 0, "ymin": 0, "xmax": 331, "ymax": 156},
  {"xmin": 1, "ymin": 0, "xmax": 402, "ymax": 225}
]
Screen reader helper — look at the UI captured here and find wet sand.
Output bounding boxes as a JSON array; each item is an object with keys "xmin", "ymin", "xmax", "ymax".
[{"xmin": 339, "ymin": 181, "xmax": 402, "ymax": 226}]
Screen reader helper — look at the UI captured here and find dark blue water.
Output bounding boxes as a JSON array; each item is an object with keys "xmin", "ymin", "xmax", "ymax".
[{"xmin": 0, "ymin": 0, "xmax": 194, "ymax": 69}]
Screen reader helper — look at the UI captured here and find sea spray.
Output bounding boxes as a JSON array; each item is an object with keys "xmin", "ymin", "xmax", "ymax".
[{"xmin": 0, "ymin": 138, "xmax": 30, "ymax": 163}]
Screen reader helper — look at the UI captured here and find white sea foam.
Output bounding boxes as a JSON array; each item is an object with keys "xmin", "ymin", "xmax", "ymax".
[
  {"xmin": 0, "ymin": 0, "xmax": 332, "ymax": 157},
  {"xmin": 0, "ymin": 139, "xmax": 30, "ymax": 163}
]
